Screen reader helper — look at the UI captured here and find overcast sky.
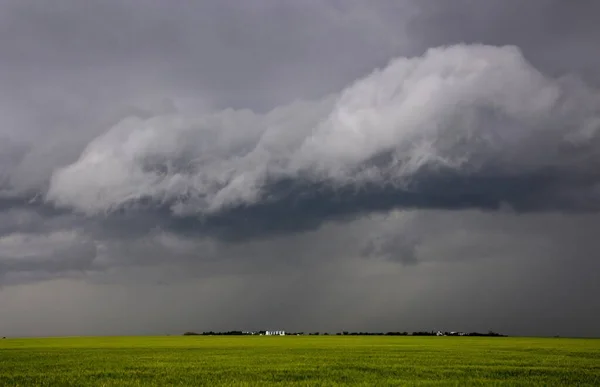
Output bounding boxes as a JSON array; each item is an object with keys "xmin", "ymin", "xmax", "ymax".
[{"xmin": 1, "ymin": 0, "xmax": 600, "ymax": 337}]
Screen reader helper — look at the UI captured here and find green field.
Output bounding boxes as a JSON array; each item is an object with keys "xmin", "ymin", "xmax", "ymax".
[{"xmin": 1, "ymin": 336, "xmax": 599, "ymax": 386}]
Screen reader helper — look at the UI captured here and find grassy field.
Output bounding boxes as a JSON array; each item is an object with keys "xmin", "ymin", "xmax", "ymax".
[{"xmin": 1, "ymin": 336, "xmax": 599, "ymax": 386}]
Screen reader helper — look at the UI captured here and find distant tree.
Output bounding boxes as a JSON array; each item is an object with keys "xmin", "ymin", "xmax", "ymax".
[{"xmin": 411, "ymin": 331, "xmax": 436, "ymax": 336}]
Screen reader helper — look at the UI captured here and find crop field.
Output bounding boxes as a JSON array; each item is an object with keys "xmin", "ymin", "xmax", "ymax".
[{"xmin": 1, "ymin": 336, "xmax": 599, "ymax": 386}]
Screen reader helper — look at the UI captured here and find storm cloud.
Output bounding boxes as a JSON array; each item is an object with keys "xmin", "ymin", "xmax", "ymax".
[
  {"xmin": 1, "ymin": 0, "xmax": 599, "ymax": 337},
  {"xmin": 45, "ymin": 45, "xmax": 600, "ymax": 234}
]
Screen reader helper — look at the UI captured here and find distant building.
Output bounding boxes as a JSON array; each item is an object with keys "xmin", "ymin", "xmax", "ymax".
[{"xmin": 265, "ymin": 330, "xmax": 285, "ymax": 336}]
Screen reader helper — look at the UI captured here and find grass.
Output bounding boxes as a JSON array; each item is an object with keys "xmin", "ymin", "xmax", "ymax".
[{"xmin": 1, "ymin": 336, "xmax": 599, "ymax": 386}]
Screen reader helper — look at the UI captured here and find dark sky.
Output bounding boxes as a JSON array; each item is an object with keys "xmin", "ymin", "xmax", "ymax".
[{"xmin": 1, "ymin": 0, "xmax": 600, "ymax": 337}]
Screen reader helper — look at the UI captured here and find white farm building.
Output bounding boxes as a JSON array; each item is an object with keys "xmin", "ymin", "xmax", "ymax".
[{"xmin": 265, "ymin": 330, "xmax": 285, "ymax": 336}]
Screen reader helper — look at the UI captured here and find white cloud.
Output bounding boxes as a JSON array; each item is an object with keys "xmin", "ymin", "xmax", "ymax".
[{"xmin": 47, "ymin": 44, "xmax": 600, "ymax": 216}]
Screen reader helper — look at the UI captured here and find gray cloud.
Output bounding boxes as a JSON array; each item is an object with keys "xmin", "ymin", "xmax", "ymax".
[
  {"xmin": 0, "ymin": 1, "xmax": 599, "ymax": 337},
  {"xmin": 410, "ymin": 0, "xmax": 600, "ymax": 83},
  {"xmin": 0, "ymin": 230, "xmax": 97, "ymax": 286},
  {"xmin": 1, "ymin": 211, "xmax": 598, "ymax": 337}
]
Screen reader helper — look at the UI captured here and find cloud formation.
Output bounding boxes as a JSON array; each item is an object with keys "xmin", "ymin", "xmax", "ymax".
[
  {"xmin": 48, "ymin": 45, "xmax": 600, "ymax": 229},
  {"xmin": 1, "ymin": 1, "xmax": 600, "ymax": 337}
]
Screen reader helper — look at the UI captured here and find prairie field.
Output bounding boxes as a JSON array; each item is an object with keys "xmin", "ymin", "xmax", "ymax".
[{"xmin": 1, "ymin": 336, "xmax": 599, "ymax": 386}]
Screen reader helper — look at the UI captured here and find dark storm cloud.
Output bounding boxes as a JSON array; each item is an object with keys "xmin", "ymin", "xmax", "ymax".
[
  {"xmin": 0, "ymin": 1, "xmax": 600, "ymax": 337},
  {"xmin": 1, "ymin": 211, "xmax": 599, "ymax": 337},
  {"xmin": 43, "ymin": 44, "xmax": 600, "ymax": 240},
  {"xmin": 91, "ymin": 166, "xmax": 597, "ymax": 243}
]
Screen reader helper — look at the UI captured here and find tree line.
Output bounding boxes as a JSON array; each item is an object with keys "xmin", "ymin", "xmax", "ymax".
[{"xmin": 183, "ymin": 330, "xmax": 506, "ymax": 337}]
